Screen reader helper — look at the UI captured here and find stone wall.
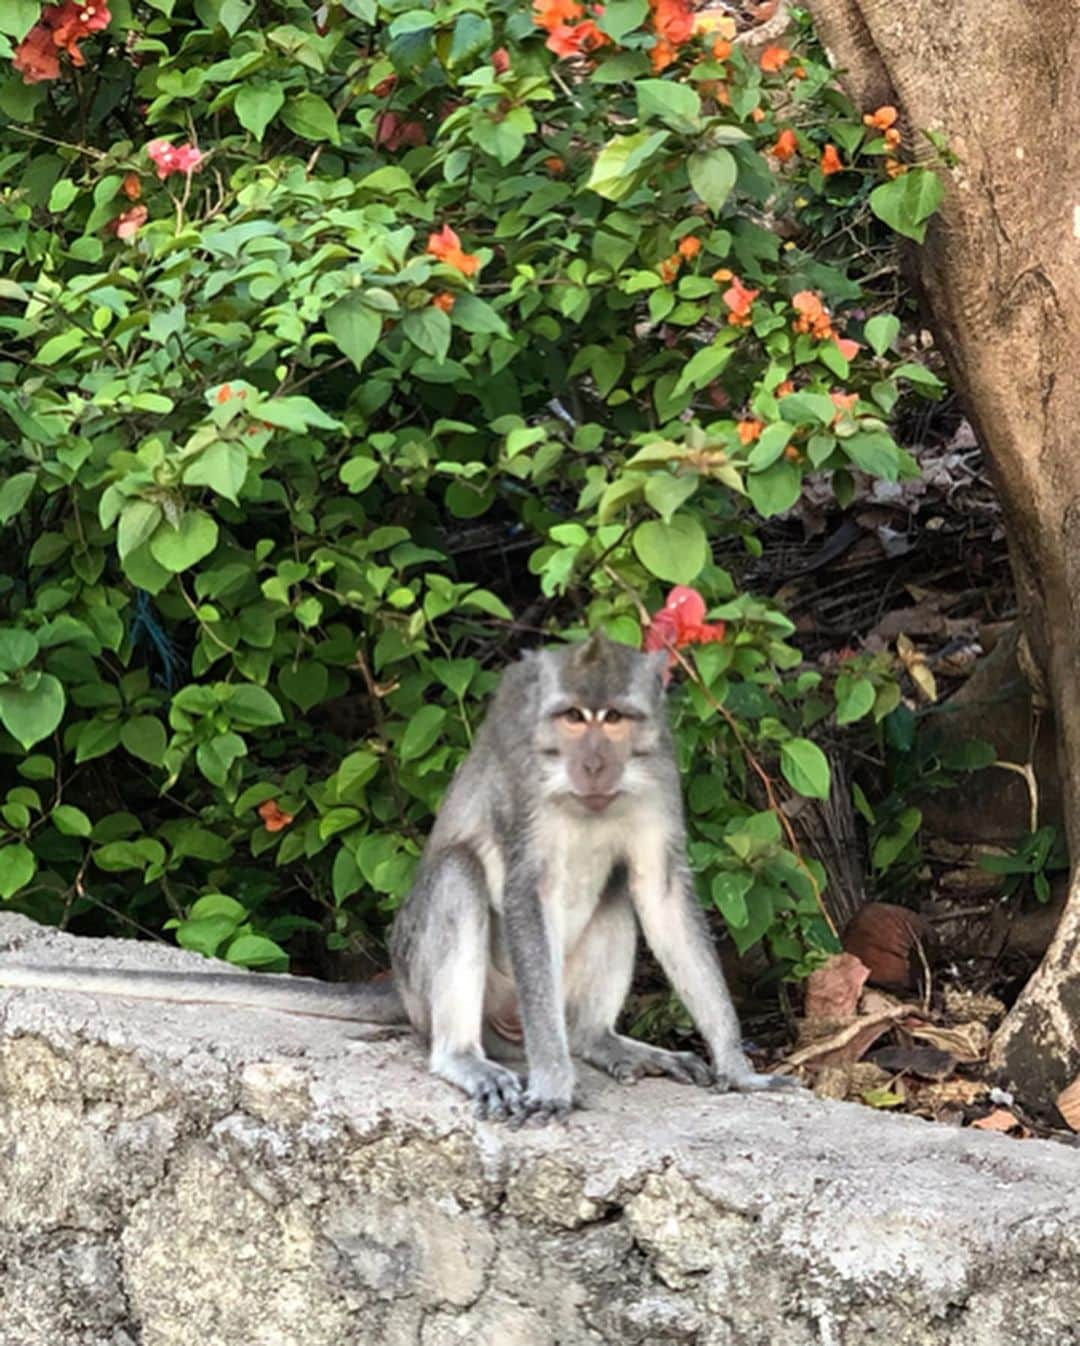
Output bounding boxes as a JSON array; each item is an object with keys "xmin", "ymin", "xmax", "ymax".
[{"xmin": 0, "ymin": 913, "xmax": 1078, "ymax": 1345}]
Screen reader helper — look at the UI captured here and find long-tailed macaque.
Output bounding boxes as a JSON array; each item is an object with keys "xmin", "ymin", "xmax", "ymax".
[{"xmin": 0, "ymin": 634, "xmax": 795, "ymax": 1121}]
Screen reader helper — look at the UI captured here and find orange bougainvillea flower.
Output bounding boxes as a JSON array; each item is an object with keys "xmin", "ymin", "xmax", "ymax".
[
  {"xmin": 491, "ymin": 46, "xmax": 511, "ymax": 74},
  {"xmin": 121, "ymin": 172, "xmax": 142, "ymax": 201},
  {"xmin": 658, "ymin": 254, "xmax": 682, "ymax": 284},
  {"xmin": 883, "ymin": 127, "xmax": 901, "ymax": 149},
  {"xmin": 544, "ymin": 155, "xmax": 566, "ymax": 174},
  {"xmin": 771, "ymin": 128, "xmax": 798, "ymax": 162},
  {"xmin": 750, "ymin": 106, "xmax": 766, "ymax": 123},
  {"xmin": 863, "ymin": 105, "xmax": 898, "ymax": 131},
  {"xmin": 711, "ymin": 268, "xmax": 733, "ymax": 282},
  {"xmin": 737, "ymin": 419, "xmax": 763, "ymax": 445},
  {"xmin": 532, "ymin": 0, "xmax": 583, "ymax": 30},
  {"xmin": 258, "ymin": 800, "xmax": 294, "ymax": 833},
  {"xmin": 649, "ymin": 38, "xmax": 679, "ymax": 72},
  {"xmin": 792, "ymin": 289, "xmax": 837, "ymax": 340},
  {"xmin": 677, "ymin": 235, "xmax": 702, "ymax": 259},
  {"xmin": 711, "ymin": 37, "xmax": 733, "ymax": 60},
  {"xmin": 820, "ymin": 143, "xmax": 844, "ymax": 175},
  {"xmin": 545, "ymin": 18, "xmax": 609, "ymax": 56},
  {"xmin": 432, "ymin": 291, "xmax": 456, "ymax": 313},
  {"xmin": 722, "ymin": 275, "xmax": 759, "ymax": 321},
  {"xmin": 884, "ymin": 157, "xmax": 907, "ymax": 178},
  {"xmin": 776, "ymin": 379, "xmax": 795, "ymax": 397},
  {"xmin": 426, "ymin": 224, "xmax": 481, "ymax": 277},
  {"xmin": 643, "ymin": 586, "xmax": 726, "ymax": 679},
  {"xmin": 834, "ymin": 336, "xmax": 861, "ymax": 361},
  {"xmin": 759, "ymin": 45, "xmax": 790, "ymax": 73},
  {"xmin": 830, "ymin": 391, "xmax": 859, "ymax": 418},
  {"xmin": 650, "ymin": 0, "xmax": 695, "ymax": 44}
]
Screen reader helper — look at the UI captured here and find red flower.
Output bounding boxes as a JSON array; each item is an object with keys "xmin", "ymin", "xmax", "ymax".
[
  {"xmin": 374, "ymin": 112, "xmax": 426, "ymax": 151},
  {"xmin": 427, "ymin": 224, "xmax": 481, "ymax": 277},
  {"xmin": 12, "ymin": 24, "xmax": 60, "ymax": 83},
  {"xmin": 491, "ymin": 47, "xmax": 511, "ymax": 74},
  {"xmin": 545, "ymin": 18, "xmax": 609, "ymax": 56},
  {"xmin": 46, "ymin": 2, "xmax": 110, "ymax": 62},
  {"xmin": 771, "ymin": 128, "xmax": 798, "ymax": 162},
  {"xmin": 258, "ymin": 800, "xmax": 294, "ymax": 833},
  {"xmin": 105, "ymin": 204, "xmax": 148, "ymax": 240},
  {"xmin": 820, "ymin": 143, "xmax": 844, "ymax": 176},
  {"xmin": 643, "ymin": 586, "xmax": 726, "ymax": 675},
  {"xmin": 650, "ymin": 0, "xmax": 694, "ymax": 44}
]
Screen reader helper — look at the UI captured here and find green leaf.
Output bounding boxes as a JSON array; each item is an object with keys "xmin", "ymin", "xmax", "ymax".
[
  {"xmin": 447, "ymin": 11, "xmax": 492, "ymax": 67},
  {"xmin": 711, "ymin": 870, "xmax": 753, "ymax": 928},
  {"xmin": 451, "ymin": 293, "xmax": 510, "ymax": 338},
  {"xmin": 149, "ymin": 511, "xmax": 219, "ymax": 572},
  {"xmin": 597, "ymin": 0, "xmax": 648, "ymax": 41},
  {"xmin": 196, "ymin": 732, "xmax": 247, "ymax": 785},
  {"xmin": 36, "ymin": 329, "xmax": 84, "ymax": 366},
  {"xmin": 746, "ymin": 422, "xmax": 794, "ymax": 471},
  {"xmin": 780, "ymin": 738, "xmax": 831, "ymax": 800},
  {"xmin": 182, "ymin": 440, "xmax": 248, "ymax": 504},
  {"xmin": 190, "ymin": 893, "xmax": 246, "ymax": 922},
  {"xmin": 644, "ymin": 472, "xmax": 697, "ymax": 523},
  {"xmin": 400, "ymin": 704, "xmax": 447, "ymax": 761},
  {"xmin": 746, "ymin": 460, "xmax": 801, "ymax": 518},
  {"xmin": 0, "ymin": 1, "xmax": 40, "ymax": 40},
  {"xmin": 76, "ymin": 718, "xmax": 123, "ymax": 763},
  {"xmin": 868, "ymin": 168, "xmax": 943, "ymax": 243},
  {"xmin": 842, "ymin": 431, "xmax": 900, "ymax": 480},
  {"xmin": 121, "ymin": 716, "xmax": 168, "ymax": 765},
  {"xmin": 117, "ymin": 501, "xmax": 163, "ymax": 560},
  {"xmin": 688, "ymin": 148, "xmax": 737, "ymax": 214},
  {"xmin": 225, "ymin": 932, "xmax": 289, "ymax": 971},
  {"xmin": 341, "ymin": 455, "xmax": 380, "ymax": 492},
  {"xmin": 586, "ymin": 130, "xmax": 668, "ymax": 202},
  {"xmin": 632, "ymin": 513, "xmax": 708, "ymax": 585},
  {"xmin": 0, "ymin": 842, "xmax": 35, "ymax": 900},
  {"xmin": 227, "ymin": 684, "xmax": 284, "ymax": 727},
  {"xmin": 403, "ymin": 307, "xmax": 452, "ymax": 362},
  {"xmin": 872, "ymin": 807, "xmax": 922, "ymax": 872},
  {"xmin": 0, "ymin": 628, "xmax": 38, "ymax": 673},
  {"xmin": 636, "ymin": 80, "xmax": 701, "ymax": 134},
  {"xmin": 673, "ymin": 338, "xmax": 734, "ymax": 394},
  {"xmin": 47, "ymin": 179, "xmax": 78, "ymax": 213},
  {"xmin": 175, "ymin": 916, "xmax": 237, "ymax": 957},
  {"xmin": 235, "ymin": 80, "xmax": 285, "ymax": 141},
  {"xmin": 864, "ymin": 314, "xmax": 900, "ymax": 357},
  {"xmin": 0, "ymin": 471, "xmax": 34, "ymax": 524},
  {"xmin": 0, "ymin": 674, "xmax": 65, "ymax": 749},
  {"xmin": 279, "ymin": 660, "xmax": 329, "ymax": 712},
  {"xmin": 281, "ymin": 93, "xmax": 340, "ymax": 146},
  {"xmin": 325, "ymin": 294, "xmax": 382, "ymax": 372},
  {"xmin": 52, "ymin": 804, "xmax": 92, "ymax": 837},
  {"xmin": 835, "ymin": 675, "xmax": 876, "ymax": 726}
]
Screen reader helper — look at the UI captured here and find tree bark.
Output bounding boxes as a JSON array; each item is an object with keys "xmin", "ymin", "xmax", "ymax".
[{"xmin": 804, "ymin": 0, "xmax": 1080, "ymax": 1112}]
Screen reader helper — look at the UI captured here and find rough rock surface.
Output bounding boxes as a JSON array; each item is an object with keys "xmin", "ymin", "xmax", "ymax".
[{"xmin": 0, "ymin": 913, "xmax": 1079, "ymax": 1346}]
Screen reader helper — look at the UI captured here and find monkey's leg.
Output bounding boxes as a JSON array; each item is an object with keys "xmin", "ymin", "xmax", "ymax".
[
  {"xmin": 393, "ymin": 847, "xmax": 525, "ymax": 1120},
  {"xmin": 567, "ymin": 895, "xmax": 712, "ymax": 1088},
  {"xmin": 632, "ymin": 864, "xmax": 800, "ymax": 1093}
]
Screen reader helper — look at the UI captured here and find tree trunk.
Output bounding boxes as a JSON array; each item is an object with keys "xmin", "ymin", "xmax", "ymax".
[{"xmin": 803, "ymin": 0, "xmax": 1080, "ymax": 1112}]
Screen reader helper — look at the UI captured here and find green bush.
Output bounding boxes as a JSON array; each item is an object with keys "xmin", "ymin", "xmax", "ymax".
[{"xmin": 0, "ymin": 0, "xmax": 942, "ymax": 975}]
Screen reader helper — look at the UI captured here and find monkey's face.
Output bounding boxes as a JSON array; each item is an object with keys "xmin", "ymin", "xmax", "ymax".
[
  {"xmin": 533, "ymin": 635, "xmax": 668, "ymax": 815},
  {"xmin": 543, "ymin": 706, "xmax": 635, "ymax": 812}
]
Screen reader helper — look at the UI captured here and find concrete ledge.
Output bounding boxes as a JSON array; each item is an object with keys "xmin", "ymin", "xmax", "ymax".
[{"xmin": 0, "ymin": 912, "xmax": 1077, "ymax": 1345}]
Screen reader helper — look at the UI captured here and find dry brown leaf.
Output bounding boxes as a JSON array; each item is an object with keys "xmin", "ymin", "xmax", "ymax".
[
  {"xmin": 803, "ymin": 952, "xmax": 870, "ymax": 1020},
  {"xmin": 873, "ymin": 1044, "xmax": 956, "ymax": 1080},
  {"xmin": 788, "ymin": 1005, "xmax": 909, "ymax": 1068},
  {"xmin": 942, "ymin": 986, "xmax": 1007, "ymax": 1022},
  {"xmin": 1056, "ymin": 1075, "xmax": 1080, "ymax": 1131},
  {"xmin": 907, "ymin": 1020, "xmax": 989, "ymax": 1064},
  {"xmin": 813, "ymin": 1062, "xmax": 891, "ymax": 1101},
  {"xmin": 971, "ymin": 1107, "xmax": 1029, "ymax": 1136}
]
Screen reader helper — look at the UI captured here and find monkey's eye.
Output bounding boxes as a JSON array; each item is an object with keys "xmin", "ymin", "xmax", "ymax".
[
  {"xmin": 562, "ymin": 707, "xmax": 586, "ymax": 724},
  {"xmin": 603, "ymin": 709, "xmax": 623, "ymax": 725}
]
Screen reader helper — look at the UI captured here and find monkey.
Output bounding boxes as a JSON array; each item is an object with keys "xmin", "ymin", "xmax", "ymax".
[{"xmin": 0, "ymin": 633, "xmax": 797, "ymax": 1123}]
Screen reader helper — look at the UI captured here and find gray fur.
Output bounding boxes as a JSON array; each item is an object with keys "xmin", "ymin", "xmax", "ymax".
[{"xmin": 0, "ymin": 634, "xmax": 796, "ymax": 1122}]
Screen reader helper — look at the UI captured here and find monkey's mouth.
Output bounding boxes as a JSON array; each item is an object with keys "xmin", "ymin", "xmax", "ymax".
[{"xmin": 578, "ymin": 792, "xmax": 618, "ymax": 813}]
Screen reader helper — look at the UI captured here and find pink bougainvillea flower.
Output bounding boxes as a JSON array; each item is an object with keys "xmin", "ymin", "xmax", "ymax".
[
  {"xmin": 105, "ymin": 204, "xmax": 148, "ymax": 240},
  {"xmin": 47, "ymin": 1, "xmax": 110, "ymax": 61},
  {"xmin": 491, "ymin": 46, "xmax": 511, "ymax": 74},
  {"xmin": 146, "ymin": 139, "xmax": 204, "ymax": 181},
  {"xmin": 374, "ymin": 111, "xmax": 427, "ymax": 151},
  {"xmin": 834, "ymin": 336, "xmax": 861, "ymax": 361},
  {"xmin": 643, "ymin": 586, "xmax": 726, "ymax": 677}
]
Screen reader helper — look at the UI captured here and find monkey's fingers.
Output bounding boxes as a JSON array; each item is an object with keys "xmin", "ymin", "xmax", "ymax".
[
  {"xmin": 472, "ymin": 1068, "xmax": 526, "ymax": 1121},
  {"xmin": 714, "ymin": 1068, "xmax": 804, "ymax": 1094},
  {"xmin": 509, "ymin": 1091, "xmax": 576, "ymax": 1128}
]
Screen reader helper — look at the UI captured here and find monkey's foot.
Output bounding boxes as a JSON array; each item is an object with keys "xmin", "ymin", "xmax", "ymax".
[
  {"xmin": 580, "ymin": 1033, "xmax": 712, "ymax": 1088},
  {"xmin": 431, "ymin": 1049, "xmax": 525, "ymax": 1120},
  {"xmin": 713, "ymin": 1061, "xmax": 804, "ymax": 1093}
]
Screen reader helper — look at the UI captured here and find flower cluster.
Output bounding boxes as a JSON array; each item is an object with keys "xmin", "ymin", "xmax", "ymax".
[
  {"xmin": 532, "ymin": 0, "xmax": 609, "ymax": 60},
  {"xmin": 13, "ymin": 2, "xmax": 110, "ymax": 84},
  {"xmin": 643, "ymin": 586, "xmax": 726, "ymax": 676},
  {"xmin": 146, "ymin": 139, "xmax": 204, "ymax": 180},
  {"xmin": 717, "ymin": 272, "xmax": 759, "ymax": 327},
  {"xmin": 792, "ymin": 291, "xmax": 860, "ymax": 361}
]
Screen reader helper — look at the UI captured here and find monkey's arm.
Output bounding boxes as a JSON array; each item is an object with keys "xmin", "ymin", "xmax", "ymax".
[
  {"xmin": 0, "ymin": 964, "xmax": 407, "ymax": 1024},
  {"xmin": 632, "ymin": 861, "xmax": 796, "ymax": 1091},
  {"xmin": 502, "ymin": 868, "xmax": 576, "ymax": 1120}
]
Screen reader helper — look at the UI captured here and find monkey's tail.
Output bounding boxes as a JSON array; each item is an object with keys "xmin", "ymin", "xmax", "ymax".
[{"xmin": 0, "ymin": 963, "xmax": 409, "ymax": 1024}]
